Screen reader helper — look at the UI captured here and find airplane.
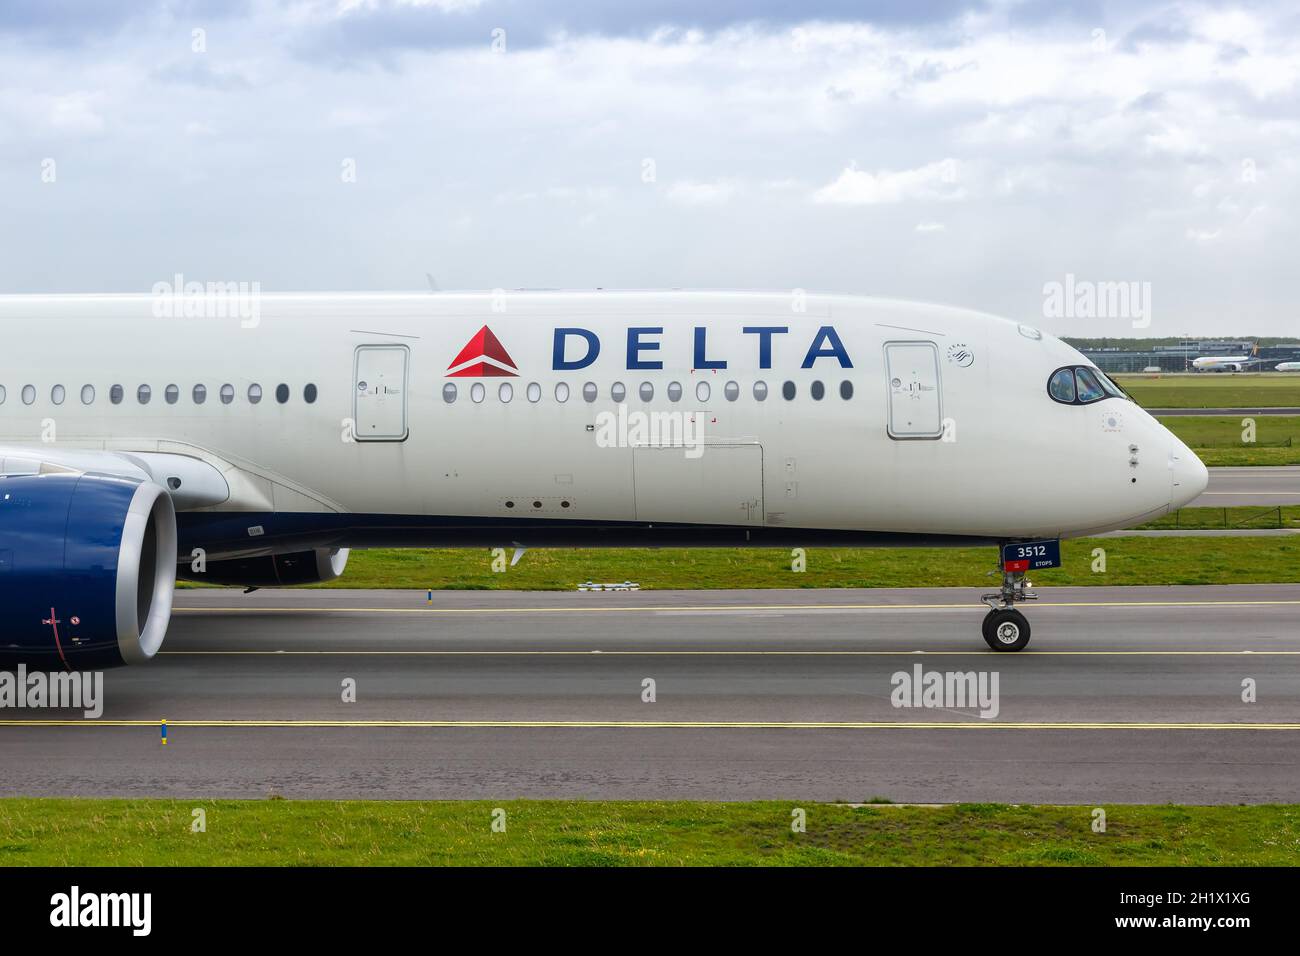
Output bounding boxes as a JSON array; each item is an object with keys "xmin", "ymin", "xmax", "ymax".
[
  {"xmin": 1276, "ymin": 362, "xmax": 1300, "ymax": 372},
  {"xmin": 0, "ymin": 290, "xmax": 1208, "ymax": 664},
  {"xmin": 1191, "ymin": 349, "xmax": 1259, "ymax": 372}
]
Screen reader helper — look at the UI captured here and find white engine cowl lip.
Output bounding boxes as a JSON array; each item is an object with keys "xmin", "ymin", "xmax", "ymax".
[
  {"xmin": 114, "ymin": 482, "xmax": 178, "ymax": 664},
  {"xmin": 315, "ymin": 547, "xmax": 350, "ymax": 582}
]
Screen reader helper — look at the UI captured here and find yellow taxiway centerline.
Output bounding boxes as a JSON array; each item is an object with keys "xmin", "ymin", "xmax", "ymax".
[{"xmin": 1, "ymin": 719, "xmax": 1299, "ymax": 730}]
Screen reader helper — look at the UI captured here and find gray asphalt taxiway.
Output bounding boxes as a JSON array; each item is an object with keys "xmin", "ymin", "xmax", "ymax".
[
  {"xmin": 3, "ymin": 585, "xmax": 1300, "ymax": 804},
  {"xmin": 1192, "ymin": 466, "xmax": 1300, "ymax": 507}
]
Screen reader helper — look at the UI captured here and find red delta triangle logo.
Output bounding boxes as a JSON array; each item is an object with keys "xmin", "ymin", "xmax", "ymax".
[{"xmin": 446, "ymin": 325, "xmax": 519, "ymax": 377}]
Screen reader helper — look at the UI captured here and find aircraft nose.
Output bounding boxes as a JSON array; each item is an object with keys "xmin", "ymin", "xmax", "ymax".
[{"xmin": 1169, "ymin": 439, "xmax": 1209, "ymax": 510}]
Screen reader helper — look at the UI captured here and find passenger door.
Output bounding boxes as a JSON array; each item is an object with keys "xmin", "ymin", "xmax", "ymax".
[
  {"xmin": 353, "ymin": 345, "xmax": 409, "ymax": 441},
  {"xmin": 884, "ymin": 341, "xmax": 943, "ymax": 439}
]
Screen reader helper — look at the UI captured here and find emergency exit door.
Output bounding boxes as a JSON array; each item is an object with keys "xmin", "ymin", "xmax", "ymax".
[
  {"xmin": 353, "ymin": 345, "xmax": 409, "ymax": 441},
  {"xmin": 884, "ymin": 341, "xmax": 943, "ymax": 439}
]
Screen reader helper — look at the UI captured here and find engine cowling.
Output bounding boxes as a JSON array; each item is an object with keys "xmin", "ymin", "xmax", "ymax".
[
  {"xmin": 0, "ymin": 473, "xmax": 177, "ymax": 669},
  {"xmin": 178, "ymin": 548, "xmax": 349, "ymax": 588}
]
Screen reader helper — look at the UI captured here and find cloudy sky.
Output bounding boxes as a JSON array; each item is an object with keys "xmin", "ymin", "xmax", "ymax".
[{"xmin": 2, "ymin": 0, "xmax": 1298, "ymax": 336}]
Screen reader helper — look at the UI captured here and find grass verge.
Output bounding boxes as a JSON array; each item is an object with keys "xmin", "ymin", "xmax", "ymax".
[
  {"xmin": 1114, "ymin": 373, "xmax": 1300, "ymax": 410},
  {"xmin": 0, "ymin": 799, "xmax": 1296, "ymax": 866},
  {"xmin": 1159, "ymin": 415, "xmax": 1300, "ymax": 466},
  {"xmin": 1137, "ymin": 505, "xmax": 1300, "ymax": 530},
  {"xmin": 248, "ymin": 534, "xmax": 1300, "ymax": 590}
]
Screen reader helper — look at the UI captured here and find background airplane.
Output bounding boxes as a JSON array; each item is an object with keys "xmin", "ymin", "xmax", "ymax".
[{"xmin": 1191, "ymin": 347, "xmax": 1261, "ymax": 372}]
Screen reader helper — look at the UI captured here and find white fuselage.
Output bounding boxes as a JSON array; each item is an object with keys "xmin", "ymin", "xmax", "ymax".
[
  {"xmin": 0, "ymin": 292, "xmax": 1206, "ymax": 556},
  {"xmin": 1192, "ymin": 355, "xmax": 1251, "ymax": 371}
]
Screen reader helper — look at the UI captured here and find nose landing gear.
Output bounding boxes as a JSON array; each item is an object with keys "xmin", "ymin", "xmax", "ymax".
[{"xmin": 981, "ymin": 569, "xmax": 1036, "ymax": 652}]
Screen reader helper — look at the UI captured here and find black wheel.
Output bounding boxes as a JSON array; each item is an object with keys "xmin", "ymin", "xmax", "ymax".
[{"xmin": 982, "ymin": 608, "xmax": 1031, "ymax": 652}]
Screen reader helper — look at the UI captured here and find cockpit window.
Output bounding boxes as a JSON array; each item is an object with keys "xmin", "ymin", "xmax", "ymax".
[
  {"xmin": 1048, "ymin": 368, "xmax": 1076, "ymax": 403},
  {"xmin": 1047, "ymin": 365, "xmax": 1128, "ymax": 406},
  {"xmin": 1074, "ymin": 367, "xmax": 1105, "ymax": 402}
]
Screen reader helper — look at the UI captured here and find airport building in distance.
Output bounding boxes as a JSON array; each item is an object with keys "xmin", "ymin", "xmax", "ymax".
[{"xmin": 1069, "ymin": 339, "xmax": 1300, "ymax": 373}]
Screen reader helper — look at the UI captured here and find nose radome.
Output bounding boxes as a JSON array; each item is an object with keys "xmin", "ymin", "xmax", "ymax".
[{"xmin": 1169, "ymin": 439, "xmax": 1209, "ymax": 510}]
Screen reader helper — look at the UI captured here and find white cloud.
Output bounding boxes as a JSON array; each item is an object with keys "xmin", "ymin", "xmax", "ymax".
[
  {"xmin": 1, "ymin": 2, "xmax": 1299, "ymax": 333},
  {"xmin": 813, "ymin": 160, "xmax": 963, "ymax": 205}
]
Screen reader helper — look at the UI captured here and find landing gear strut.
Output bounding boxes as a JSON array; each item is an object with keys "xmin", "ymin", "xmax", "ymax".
[{"xmin": 980, "ymin": 568, "xmax": 1036, "ymax": 652}]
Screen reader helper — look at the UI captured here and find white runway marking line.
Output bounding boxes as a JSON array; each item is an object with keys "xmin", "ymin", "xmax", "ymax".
[{"xmin": 3, "ymin": 719, "xmax": 1300, "ymax": 730}]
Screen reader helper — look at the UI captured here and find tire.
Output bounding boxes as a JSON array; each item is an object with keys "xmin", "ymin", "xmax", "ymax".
[{"xmin": 982, "ymin": 608, "xmax": 1031, "ymax": 652}]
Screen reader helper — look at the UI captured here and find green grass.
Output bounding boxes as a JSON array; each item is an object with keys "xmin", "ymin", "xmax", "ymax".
[
  {"xmin": 1160, "ymin": 415, "xmax": 1300, "ymax": 466},
  {"xmin": 263, "ymin": 535, "xmax": 1300, "ymax": 590},
  {"xmin": 1114, "ymin": 373, "xmax": 1300, "ymax": 410},
  {"xmin": 1, "ymin": 799, "xmax": 1296, "ymax": 866}
]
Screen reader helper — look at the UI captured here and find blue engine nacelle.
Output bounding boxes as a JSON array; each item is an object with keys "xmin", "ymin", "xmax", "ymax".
[{"xmin": 0, "ymin": 473, "xmax": 177, "ymax": 669}]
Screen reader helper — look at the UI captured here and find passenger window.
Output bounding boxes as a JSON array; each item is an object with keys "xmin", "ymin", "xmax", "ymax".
[
  {"xmin": 248, "ymin": 384, "xmax": 263, "ymax": 404},
  {"xmin": 1048, "ymin": 368, "xmax": 1076, "ymax": 403},
  {"xmin": 193, "ymin": 385, "xmax": 207, "ymax": 404},
  {"xmin": 555, "ymin": 382, "xmax": 570, "ymax": 403},
  {"xmin": 165, "ymin": 384, "xmax": 179, "ymax": 404},
  {"xmin": 137, "ymin": 385, "xmax": 151, "ymax": 405},
  {"xmin": 275, "ymin": 384, "xmax": 290, "ymax": 404},
  {"xmin": 442, "ymin": 383, "xmax": 457, "ymax": 403},
  {"xmin": 667, "ymin": 382, "xmax": 683, "ymax": 402},
  {"xmin": 526, "ymin": 383, "xmax": 541, "ymax": 403},
  {"xmin": 611, "ymin": 382, "xmax": 626, "ymax": 402},
  {"xmin": 22, "ymin": 385, "xmax": 35, "ymax": 405},
  {"xmin": 81, "ymin": 385, "xmax": 95, "ymax": 405},
  {"xmin": 471, "ymin": 383, "xmax": 485, "ymax": 403},
  {"xmin": 639, "ymin": 382, "xmax": 654, "ymax": 401},
  {"xmin": 840, "ymin": 380, "xmax": 853, "ymax": 400},
  {"xmin": 695, "ymin": 381, "xmax": 710, "ymax": 402},
  {"xmin": 1074, "ymin": 368, "xmax": 1105, "ymax": 403},
  {"xmin": 220, "ymin": 384, "xmax": 235, "ymax": 405},
  {"xmin": 499, "ymin": 382, "xmax": 513, "ymax": 403},
  {"xmin": 110, "ymin": 385, "xmax": 124, "ymax": 405},
  {"xmin": 810, "ymin": 380, "xmax": 825, "ymax": 401},
  {"xmin": 304, "ymin": 384, "xmax": 318, "ymax": 404},
  {"xmin": 51, "ymin": 385, "xmax": 66, "ymax": 405},
  {"xmin": 782, "ymin": 381, "xmax": 796, "ymax": 400},
  {"xmin": 753, "ymin": 381, "xmax": 768, "ymax": 401},
  {"xmin": 582, "ymin": 382, "xmax": 598, "ymax": 402}
]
